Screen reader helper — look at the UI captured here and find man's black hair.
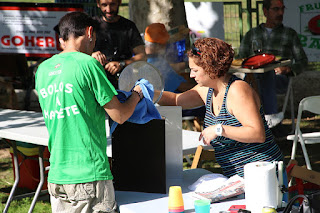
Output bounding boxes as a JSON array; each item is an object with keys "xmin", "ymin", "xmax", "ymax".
[
  {"xmin": 58, "ymin": 11, "xmax": 98, "ymax": 41},
  {"xmin": 263, "ymin": 0, "xmax": 283, "ymax": 10},
  {"xmin": 53, "ymin": 24, "xmax": 60, "ymax": 36}
]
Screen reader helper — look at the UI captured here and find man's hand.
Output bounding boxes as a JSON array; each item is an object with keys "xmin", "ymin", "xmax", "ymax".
[
  {"xmin": 92, "ymin": 51, "xmax": 108, "ymax": 66},
  {"xmin": 105, "ymin": 61, "xmax": 122, "ymax": 75},
  {"xmin": 275, "ymin": 66, "xmax": 291, "ymax": 75},
  {"xmin": 131, "ymin": 85, "xmax": 144, "ymax": 100}
]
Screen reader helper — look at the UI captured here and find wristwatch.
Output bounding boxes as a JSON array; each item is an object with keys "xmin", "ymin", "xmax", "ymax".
[
  {"xmin": 119, "ymin": 60, "xmax": 126, "ymax": 69},
  {"xmin": 215, "ymin": 124, "xmax": 223, "ymax": 136}
]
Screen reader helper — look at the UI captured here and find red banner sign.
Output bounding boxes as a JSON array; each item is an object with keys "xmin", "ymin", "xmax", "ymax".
[{"xmin": 0, "ymin": 3, "xmax": 83, "ymax": 57}]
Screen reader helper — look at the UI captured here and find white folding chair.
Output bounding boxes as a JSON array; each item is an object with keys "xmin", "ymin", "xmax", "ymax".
[{"xmin": 287, "ymin": 96, "xmax": 320, "ymax": 170}]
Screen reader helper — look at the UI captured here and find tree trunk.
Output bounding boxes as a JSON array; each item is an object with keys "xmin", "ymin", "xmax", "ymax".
[{"xmin": 129, "ymin": 0, "xmax": 188, "ymax": 36}]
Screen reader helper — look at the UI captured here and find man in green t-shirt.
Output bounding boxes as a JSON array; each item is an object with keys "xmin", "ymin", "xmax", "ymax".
[{"xmin": 35, "ymin": 12, "xmax": 143, "ymax": 213}]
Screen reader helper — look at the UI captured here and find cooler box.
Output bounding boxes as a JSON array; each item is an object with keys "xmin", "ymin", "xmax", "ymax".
[{"xmin": 10, "ymin": 141, "xmax": 50, "ymax": 190}]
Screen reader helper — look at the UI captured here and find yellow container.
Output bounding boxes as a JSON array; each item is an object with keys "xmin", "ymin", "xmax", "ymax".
[
  {"xmin": 168, "ymin": 186, "xmax": 184, "ymax": 212},
  {"xmin": 9, "ymin": 146, "xmax": 39, "ymax": 156}
]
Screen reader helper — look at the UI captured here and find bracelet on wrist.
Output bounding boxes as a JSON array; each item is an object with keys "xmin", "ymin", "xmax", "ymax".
[
  {"xmin": 131, "ymin": 89, "xmax": 143, "ymax": 100},
  {"xmin": 119, "ymin": 60, "xmax": 126, "ymax": 69}
]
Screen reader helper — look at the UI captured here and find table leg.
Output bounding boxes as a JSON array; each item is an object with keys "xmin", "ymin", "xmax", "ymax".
[
  {"xmin": 28, "ymin": 146, "xmax": 45, "ymax": 213},
  {"xmin": 3, "ymin": 140, "xmax": 20, "ymax": 213}
]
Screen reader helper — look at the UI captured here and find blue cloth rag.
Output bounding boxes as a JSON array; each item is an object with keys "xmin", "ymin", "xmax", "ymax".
[{"xmin": 110, "ymin": 78, "xmax": 162, "ymax": 134}]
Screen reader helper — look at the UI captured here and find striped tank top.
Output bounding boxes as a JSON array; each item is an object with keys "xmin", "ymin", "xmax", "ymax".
[{"xmin": 204, "ymin": 75, "xmax": 283, "ymax": 178}]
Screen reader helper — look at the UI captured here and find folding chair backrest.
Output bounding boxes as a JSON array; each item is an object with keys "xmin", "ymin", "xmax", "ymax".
[
  {"xmin": 299, "ymin": 96, "xmax": 320, "ymax": 116},
  {"xmin": 289, "ymin": 96, "xmax": 320, "ymax": 170},
  {"xmin": 295, "ymin": 96, "xmax": 320, "ymax": 134}
]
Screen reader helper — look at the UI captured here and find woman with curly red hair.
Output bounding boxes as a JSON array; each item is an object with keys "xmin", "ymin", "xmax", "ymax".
[{"xmin": 158, "ymin": 37, "xmax": 283, "ymax": 178}]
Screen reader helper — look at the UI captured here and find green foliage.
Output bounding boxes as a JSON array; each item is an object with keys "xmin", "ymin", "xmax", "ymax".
[
  {"xmin": 0, "ymin": 197, "xmax": 51, "ymax": 213},
  {"xmin": 308, "ymin": 62, "xmax": 320, "ymax": 71}
]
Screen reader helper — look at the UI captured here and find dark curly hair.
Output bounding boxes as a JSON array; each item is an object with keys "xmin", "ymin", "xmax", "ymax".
[{"xmin": 188, "ymin": 38, "xmax": 234, "ymax": 79}]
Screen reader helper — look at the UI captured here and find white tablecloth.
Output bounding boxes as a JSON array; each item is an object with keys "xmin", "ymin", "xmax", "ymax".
[
  {"xmin": 0, "ymin": 109, "xmax": 207, "ymax": 157},
  {"xmin": 0, "ymin": 108, "xmax": 113, "ymax": 156},
  {"xmin": 116, "ymin": 169, "xmax": 245, "ymax": 213}
]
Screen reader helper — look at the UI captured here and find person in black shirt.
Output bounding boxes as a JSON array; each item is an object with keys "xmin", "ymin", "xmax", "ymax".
[{"xmin": 92, "ymin": 0, "xmax": 146, "ymax": 88}]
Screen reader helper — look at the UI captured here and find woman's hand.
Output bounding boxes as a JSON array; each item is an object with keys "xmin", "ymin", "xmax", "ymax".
[{"xmin": 199, "ymin": 125, "xmax": 219, "ymax": 145}]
